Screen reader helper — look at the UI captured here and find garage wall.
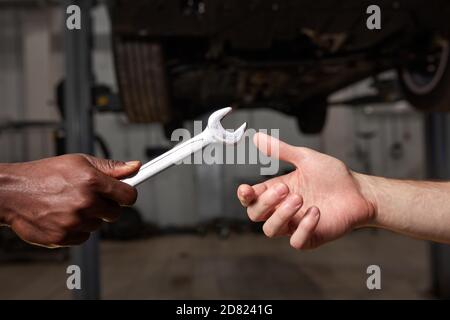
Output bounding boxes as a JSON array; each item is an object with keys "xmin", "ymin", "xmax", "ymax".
[
  {"xmin": 0, "ymin": 9, "xmax": 24, "ymax": 163},
  {"xmin": 326, "ymin": 78, "xmax": 426, "ymax": 180},
  {"xmin": 0, "ymin": 8, "xmax": 57, "ymax": 163}
]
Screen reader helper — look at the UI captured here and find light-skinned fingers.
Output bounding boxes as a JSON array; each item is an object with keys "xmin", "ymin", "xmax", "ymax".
[
  {"xmin": 247, "ymin": 183, "xmax": 289, "ymax": 222},
  {"xmin": 262, "ymin": 194, "xmax": 303, "ymax": 238},
  {"xmin": 237, "ymin": 184, "xmax": 256, "ymax": 207},
  {"xmin": 238, "ymin": 183, "xmax": 269, "ymax": 207},
  {"xmin": 252, "ymin": 183, "xmax": 268, "ymax": 197},
  {"xmin": 290, "ymin": 206, "xmax": 320, "ymax": 250}
]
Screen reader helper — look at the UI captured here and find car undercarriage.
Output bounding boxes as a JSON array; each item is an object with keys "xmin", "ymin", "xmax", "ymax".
[{"xmin": 109, "ymin": 0, "xmax": 450, "ymax": 133}]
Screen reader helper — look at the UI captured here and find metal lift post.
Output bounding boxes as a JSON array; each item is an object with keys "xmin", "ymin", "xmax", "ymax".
[{"xmin": 63, "ymin": 0, "xmax": 100, "ymax": 300}]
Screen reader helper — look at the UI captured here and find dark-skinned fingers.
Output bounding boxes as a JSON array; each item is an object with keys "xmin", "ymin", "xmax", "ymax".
[
  {"xmin": 290, "ymin": 206, "xmax": 320, "ymax": 250},
  {"xmin": 83, "ymin": 198, "xmax": 122, "ymax": 222},
  {"xmin": 82, "ymin": 154, "xmax": 141, "ymax": 179},
  {"xmin": 94, "ymin": 173, "xmax": 138, "ymax": 206},
  {"xmin": 11, "ymin": 219, "xmax": 90, "ymax": 248},
  {"xmin": 99, "ymin": 205, "xmax": 122, "ymax": 223},
  {"xmin": 10, "ymin": 218, "xmax": 52, "ymax": 248},
  {"xmin": 78, "ymin": 218, "xmax": 103, "ymax": 232},
  {"xmin": 247, "ymin": 183, "xmax": 289, "ymax": 222},
  {"xmin": 262, "ymin": 194, "xmax": 303, "ymax": 238},
  {"xmin": 59, "ymin": 232, "xmax": 91, "ymax": 247}
]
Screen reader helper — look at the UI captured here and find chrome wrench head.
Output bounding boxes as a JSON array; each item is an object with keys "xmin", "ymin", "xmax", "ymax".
[
  {"xmin": 207, "ymin": 107, "xmax": 247, "ymax": 144},
  {"xmin": 121, "ymin": 107, "xmax": 247, "ymax": 187}
]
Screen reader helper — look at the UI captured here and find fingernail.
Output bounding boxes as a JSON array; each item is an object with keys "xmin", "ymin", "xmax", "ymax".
[
  {"xmin": 308, "ymin": 206, "xmax": 320, "ymax": 218},
  {"xmin": 274, "ymin": 183, "xmax": 288, "ymax": 197},
  {"xmin": 125, "ymin": 161, "xmax": 140, "ymax": 167}
]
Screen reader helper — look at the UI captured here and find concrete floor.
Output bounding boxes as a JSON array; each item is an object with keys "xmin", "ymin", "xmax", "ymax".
[{"xmin": 0, "ymin": 229, "xmax": 431, "ymax": 299}]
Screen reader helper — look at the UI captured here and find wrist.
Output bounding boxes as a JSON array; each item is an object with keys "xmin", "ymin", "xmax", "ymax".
[
  {"xmin": 0, "ymin": 163, "xmax": 18, "ymax": 226},
  {"xmin": 352, "ymin": 172, "xmax": 380, "ymax": 228}
]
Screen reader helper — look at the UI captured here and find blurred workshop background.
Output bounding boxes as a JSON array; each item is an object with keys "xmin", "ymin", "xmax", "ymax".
[{"xmin": 1, "ymin": 0, "xmax": 450, "ymax": 299}]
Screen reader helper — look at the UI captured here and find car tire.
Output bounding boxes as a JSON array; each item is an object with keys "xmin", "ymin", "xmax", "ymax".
[{"xmin": 399, "ymin": 37, "xmax": 450, "ymax": 112}]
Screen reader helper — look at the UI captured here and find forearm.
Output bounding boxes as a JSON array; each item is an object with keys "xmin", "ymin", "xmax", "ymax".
[{"xmin": 355, "ymin": 173, "xmax": 450, "ymax": 243}]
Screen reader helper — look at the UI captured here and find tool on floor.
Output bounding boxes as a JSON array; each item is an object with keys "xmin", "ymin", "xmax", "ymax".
[{"xmin": 121, "ymin": 107, "xmax": 247, "ymax": 186}]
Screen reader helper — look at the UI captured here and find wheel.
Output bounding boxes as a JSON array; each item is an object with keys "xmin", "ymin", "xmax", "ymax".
[
  {"xmin": 399, "ymin": 36, "xmax": 450, "ymax": 112},
  {"xmin": 295, "ymin": 96, "xmax": 328, "ymax": 134}
]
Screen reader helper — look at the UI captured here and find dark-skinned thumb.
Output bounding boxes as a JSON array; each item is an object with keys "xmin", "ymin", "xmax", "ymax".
[{"xmin": 86, "ymin": 156, "xmax": 141, "ymax": 179}]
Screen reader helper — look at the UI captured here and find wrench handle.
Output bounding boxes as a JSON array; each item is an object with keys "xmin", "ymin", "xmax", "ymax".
[{"xmin": 121, "ymin": 131, "xmax": 211, "ymax": 187}]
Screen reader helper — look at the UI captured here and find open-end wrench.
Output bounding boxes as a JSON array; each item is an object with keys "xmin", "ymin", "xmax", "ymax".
[{"xmin": 121, "ymin": 107, "xmax": 247, "ymax": 187}]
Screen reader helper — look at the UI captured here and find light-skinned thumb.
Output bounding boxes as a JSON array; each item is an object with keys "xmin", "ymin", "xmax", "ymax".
[{"xmin": 253, "ymin": 132, "xmax": 300, "ymax": 165}]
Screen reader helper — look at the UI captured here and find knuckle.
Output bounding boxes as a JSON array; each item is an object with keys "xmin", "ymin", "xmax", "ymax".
[
  {"xmin": 34, "ymin": 211, "xmax": 50, "ymax": 224},
  {"xmin": 106, "ymin": 159, "xmax": 121, "ymax": 171},
  {"xmin": 290, "ymin": 194, "xmax": 303, "ymax": 206},
  {"xmin": 62, "ymin": 217, "xmax": 81, "ymax": 230},
  {"xmin": 278, "ymin": 209, "xmax": 292, "ymax": 220},
  {"xmin": 103, "ymin": 182, "xmax": 114, "ymax": 195},
  {"xmin": 62, "ymin": 154, "xmax": 88, "ymax": 167},
  {"xmin": 262, "ymin": 194, "xmax": 280, "ymax": 208},
  {"xmin": 279, "ymin": 208, "xmax": 296, "ymax": 221},
  {"xmin": 77, "ymin": 194, "xmax": 96, "ymax": 210},
  {"xmin": 261, "ymin": 199, "xmax": 274, "ymax": 208},
  {"xmin": 123, "ymin": 186, "xmax": 138, "ymax": 205},
  {"xmin": 81, "ymin": 170, "xmax": 99, "ymax": 188},
  {"xmin": 297, "ymin": 147, "xmax": 311, "ymax": 158},
  {"xmin": 73, "ymin": 153, "xmax": 88, "ymax": 162},
  {"xmin": 49, "ymin": 231, "xmax": 68, "ymax": 245}
]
